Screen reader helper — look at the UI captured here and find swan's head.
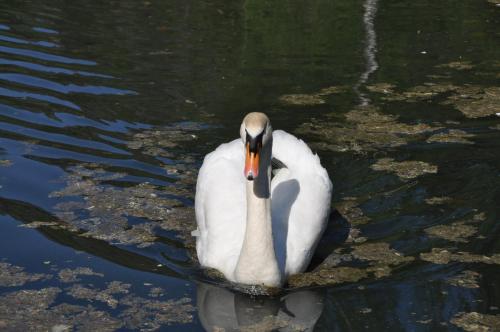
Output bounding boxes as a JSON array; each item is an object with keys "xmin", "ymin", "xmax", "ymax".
[{"xmin": 240, "ymin": 112, "xmax": 272, "ymax": 181}]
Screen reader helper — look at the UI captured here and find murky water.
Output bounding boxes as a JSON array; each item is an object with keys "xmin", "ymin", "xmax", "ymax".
[{"xmin": 0, "ymin": 0, "xmax": 499, "ymax": 331}]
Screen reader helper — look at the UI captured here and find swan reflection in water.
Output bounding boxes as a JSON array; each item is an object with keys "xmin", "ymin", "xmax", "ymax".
[{"xmin": 197, "ymin": 282, "xmax": 324, "ymax": 331}]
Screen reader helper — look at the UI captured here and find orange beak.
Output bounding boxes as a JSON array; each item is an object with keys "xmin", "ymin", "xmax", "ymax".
[{"xmin": 244, "ymin": 143, "xmax": 260, "ymax": 180}]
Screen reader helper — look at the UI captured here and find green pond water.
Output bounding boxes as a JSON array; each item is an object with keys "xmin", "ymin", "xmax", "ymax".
[{"xmin": 0, "ymin": 0, "xmax": 499, "ymax": 331}]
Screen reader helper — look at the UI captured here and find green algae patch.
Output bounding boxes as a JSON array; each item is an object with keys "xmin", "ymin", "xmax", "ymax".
[
  {"xmin": 371, "ymin": 158, "xmax": 438, "ymax": 180},
  {"xmin": 425, "ymin": 221, "xmax": 477, "ymax": 243},
  {"xmin": 427, "ymin": 129, "xmax": 474, "ymax": 144},
  {"xmin": 58, "ymin": 267, "xmax": 104, "ymax": 283},
  {"xmin": 20, "ymin": 221, "xmax": 60, "ymax": 229},
  {"xmin": 0, "ymin": 262, "xmax": 51, "ymax": 287},
  {"xmin": 443, "ymin": 86, "xmax": 500, "ymax": 118},
  {"xmin": 351, "ymin": 242, "xmax": 414, "ymax": 278},
  {"xmin": 296, "ymin": 106, "xmax": 438, "ymax": 153},
  {"xmin": 0, "ymin": 287, "xmax": 122, "ymax": 331},
  {"xmin": 279, "ymin": 86, "xmax": 347, "ymax": 106},
  {"xmin": 279, "ymin": 93, "xmax": 326, "ymax": 106},
  {"xmin": 335, "ymin": 197, "xmax": 370, "ymax": 225},
  {"xmin": 351, "ymin": 243, "xmax": 414, "ymax": 266},
  {"xmin": 451, "ymin": 312, "xmax": 500, "ymax": 332},
  {"xmin": 381, "ymin": 83, "xmax": 458, "ymax": 102},
  {"xmin": 436, "ymin": 61, "xmax": 474, "ymax": 70},
  {"xmin": 148, "ymin": 287, "xmax": 165, "ymax": 298},
  {"xmin": 366, "ymin": 83, "xmax": 396, "ymax": 94},
  {"xmin": 346, "ymin": 227, "xmax": 367, "ymax": 244},
  {"xmin": 49, "ymin": 164, "xmax": 196, "ymax": 248},
  {"xmin": 375, "ymin": 82, "xmax": 500, "ymax": 118},
  {"xmin": 126, "ymin": 123, "xmax": 202, "ymax": 157},
  {"xmin": 289, "ymin": 242, "xmax": 413, "ymax": 287},
  {"xmin": 425, "ymin": 196, "xmax": 453, "ymax": 205},
  {"xmin": 118, "ymin": 295, "xmax": 194, "ymax": 330},
  {"xmin": 0, "ymin": 259, "xmax": 195, "ymax": 331},
  {"xmin": 420, "ymin": 248, "xmax": 500, "ymax": 265},
  {"xmin": 67, "ymin": 281, "xmax": 131, "ymax": 309},
  {"xmin": 446, "ymin": 270, "xmax": 480, "ymax": 289},
  {"xmin": 288, "ymin": 266, "xmax": 368, "ymax": 288}
]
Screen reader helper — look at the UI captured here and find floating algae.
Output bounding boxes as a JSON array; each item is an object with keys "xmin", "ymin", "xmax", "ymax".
[
  {"xmin": 296, "ymin": 106, "xmax": 438, "ymax": 153},
  {"xmin": 381, "ymin": 83, "xmax": 458, "ymax": 102},
  {"xmin": 426, "ymin": 129, "xmax": 474, "ymax": 144},
  {"xmin": 0, "ymin": 262, "xmax": 51, "ymax": 287},
  {"xmin": 126, "ymin": 123, "xmax": 203, "ymax": 158},
  {"xmin": 366, "ymin": 83, "xmax": 396, "ymax": 94},
  {"xmin": 279, "ymin": 86, "xmax": 347, "ymax": 106},
  {"xmin": 451, "ymin": 312, "xmax": 500, "ymax": 332},
  {"xmin": 346, "ymin": 227, "xmax": 367, "ymax": 244},
  {"xmin": 375, "ymin": 82, "xmax": 500, "ymax": 118},
  {"xmin": 420, "ymin": 248, "xmax": 500, "ymax": 265},
  {"xmin": 371, "ymin": 158, "xmax": 438, "ymax": 180},
  {"xmin": 58, "ymin": 267, "xmax": 104, "ymax": 283},
  {"xmin": 49, "ymin": 164, "xmax": 196, "ymax": 248},
  {"xmin": 425, "ymin": 196, "xmax": 453, "ymax": 205},
  {"xmin": 289, "ymin": 242, "xmax": 413, "ymax": 287},
  {"xmin": 20, "ymin": 221, "xmax": 60, "ymax": 229},
  {"xmin": 279, "ymin": 93, "xmax": 326, "ymax": 106},
  {"xmin": 335, "ymin": 197, "xmax": 371, "ymax": 225},
  {"xmin": 376, "ymin": 83, "xmax": 500, "ymax": 119},
  {"xmin": 443, "ymin": 86, "xmax": 500, "ymax": 118},
  {"xmin": 288, "ymin": 266, "xmax": 368, "ymax": 288},
  {"xmin": 148, "ymin": 287, "xmax": 165, "ymax": 298},
  {"xmin": 425, "ymin": 220, "xmax": 477, "ymax": 243},
  {"xmin": 351, "ymin": 242, "xmax": 414, "ymax": 278},
  {"xmin": 0, "ymin": 258, "xmax": 194, "ymax": 331},
  {"xmin": 436, "ymin": 61, "xmax": 474, "ymax": 70},
  {"xmin": 351, "ymin": 243, "xmax": 414, "ymax": 266},
  {"xmin": 118, "ymin": 294, "xmax": 194, "ymax": 330},
  {"xmin": 67, "ymin": 281, "xmax": 131, "ymax": 309},
  {"xmin": 0, "ymin": 287, "xmax": 122, "ymax": 331},
  {"xmin": 446, "ymin": 270, "xmax": 480, "ymax": 289}
]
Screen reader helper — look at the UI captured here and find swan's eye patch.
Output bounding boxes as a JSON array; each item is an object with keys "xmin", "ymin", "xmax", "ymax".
[{"xmin": 245, "ymin": 129, "xmax": 264, "ymax": 153}]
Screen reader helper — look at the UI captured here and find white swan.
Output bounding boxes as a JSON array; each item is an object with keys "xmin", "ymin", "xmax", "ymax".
[{"xmin": 194, "ymin": 112, "xmax": 332, "ymax": 287}]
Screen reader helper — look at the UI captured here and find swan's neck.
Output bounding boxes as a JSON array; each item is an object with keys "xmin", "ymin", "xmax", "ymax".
[{"xmin": 234, "ymin": 142, "xmax": 281, "ymax": 287}]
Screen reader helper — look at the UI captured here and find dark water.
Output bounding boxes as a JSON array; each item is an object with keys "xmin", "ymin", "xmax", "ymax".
[{"xmin": 0, "ymin": 0, "xmax": 499, "ymax": 331}]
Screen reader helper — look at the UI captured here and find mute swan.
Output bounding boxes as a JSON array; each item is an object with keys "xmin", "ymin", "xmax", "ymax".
[{"xmin": 194, "ymin": 112, "xmax": 332, "ymax": 287}]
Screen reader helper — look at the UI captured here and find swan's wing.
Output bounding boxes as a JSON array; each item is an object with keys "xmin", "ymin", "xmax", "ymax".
[
  {"xmin": 195, "ymin": 138, "xmax": 246, "ymax": 279},
  {"xmin": 271, "ymin": 130, "xmax": 333, "ymax": 276}
]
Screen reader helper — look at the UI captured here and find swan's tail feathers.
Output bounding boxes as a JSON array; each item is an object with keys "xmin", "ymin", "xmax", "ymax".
[{"xmin": 191, "ymin": 229, "xmax": 201, "ymax": 237}]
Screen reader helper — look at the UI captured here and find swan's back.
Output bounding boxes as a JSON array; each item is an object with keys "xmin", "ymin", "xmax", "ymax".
[
  {"xmin": 195, "ymin": 130, "xmax": 332, "ymax": 281},
  {"xmin": 271, "ymin": 130, "xmax": 332, "ymax": 276}
]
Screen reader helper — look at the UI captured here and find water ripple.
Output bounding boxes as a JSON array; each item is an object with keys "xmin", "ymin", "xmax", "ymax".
[
  {"xmin": 0, "ymin": 45, "xmax": 96, "ymax": 65},
  {"xmin": 0, "ymin": 34, "xmax": 59, "ymax": 48},
  {"xmin": 0, "ymin": 86, "xmax": 80, "ymax": 110},
  {"xmin": 32, "ymin": 27, "xmax": 59, "ymax": 35},
  {"xmin": 0, "ymin": 58, "xmax": 114, "ymax": 78},
  {"xmin": 0, "ymin": 73, "xmax": 136, "ymax": 95}
]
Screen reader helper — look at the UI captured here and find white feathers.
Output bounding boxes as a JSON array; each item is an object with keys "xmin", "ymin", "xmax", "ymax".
[{"xmin": 194, "ymin": 128, "xmax": 332, "ymax": 285}]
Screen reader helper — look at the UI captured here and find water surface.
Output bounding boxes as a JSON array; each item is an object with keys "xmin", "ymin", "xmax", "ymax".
[{"xmin": 0, "ymin": 0, "xmax": 499, "ymax": 331}]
